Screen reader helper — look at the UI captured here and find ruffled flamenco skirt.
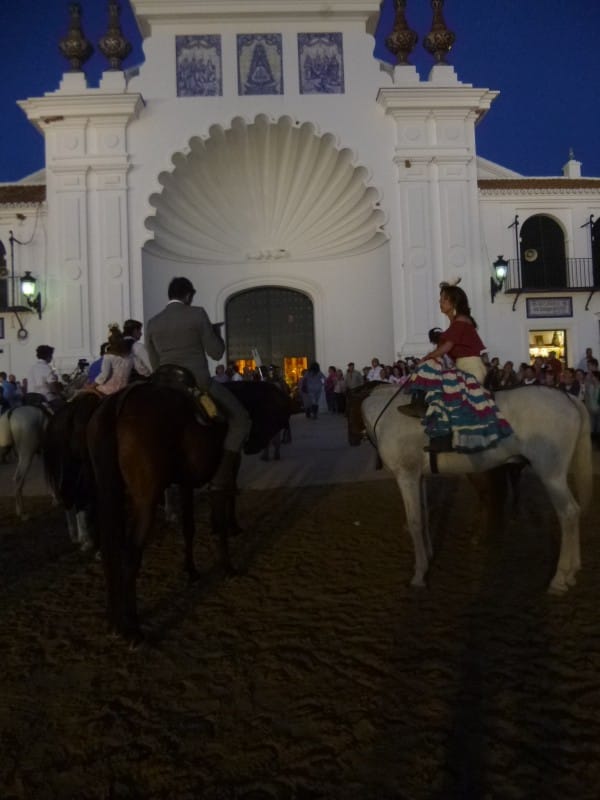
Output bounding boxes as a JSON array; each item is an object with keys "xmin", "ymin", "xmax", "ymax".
[{"xmin": 410, "ymin": 359, "xmax": 513, "ymax": 453}]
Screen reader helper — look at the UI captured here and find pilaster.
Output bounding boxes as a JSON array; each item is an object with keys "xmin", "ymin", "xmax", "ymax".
[
  {"xmin": 377, "ymin": 76, "xmax": 498, "ymax": 355},
  {"xmin": 18, "ymin": 77, "xmax": 144, "ymax": 361}
]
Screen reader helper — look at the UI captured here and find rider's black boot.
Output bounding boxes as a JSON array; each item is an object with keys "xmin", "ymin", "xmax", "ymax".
[
  {"xmin": 398, "ymin": 390, "xmax": 427, "ymax": 419},
  {"xmin": 423, "ymin": 434, "xmax": 454, "ymax": 453}
]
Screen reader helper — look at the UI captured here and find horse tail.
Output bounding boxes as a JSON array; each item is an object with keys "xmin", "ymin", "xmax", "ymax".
[
  {"xmin": 569, "ymin": 396, "xmax": 592, "ymax": 513},
  {"xmin": 87, "ymin": 394, "xmax": 126, "ymax": 552},
  {"xmin": 43, "ymin": 395, "xmax": 99, "ymax": 510}
]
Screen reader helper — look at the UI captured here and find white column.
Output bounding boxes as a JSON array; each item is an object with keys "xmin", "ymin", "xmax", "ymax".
[{"xmin": 377, "ymin": 77, "xmax": 498, "ymax": 355}]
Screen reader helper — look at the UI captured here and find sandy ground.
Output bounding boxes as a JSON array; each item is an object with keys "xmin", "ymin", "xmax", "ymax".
[{"xmin": 0, "ymin": 415, "xmax": 599, "ymax": 799}]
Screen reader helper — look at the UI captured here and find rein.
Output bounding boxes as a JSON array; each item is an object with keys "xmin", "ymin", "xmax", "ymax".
[{"xmin": 371, "ymin": 385, "xmax": 405, "ymax": 441}]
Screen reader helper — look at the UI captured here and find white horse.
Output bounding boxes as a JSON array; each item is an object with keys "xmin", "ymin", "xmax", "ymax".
[
  {"xmin": 0, "ymin": 405, "xmax": 49, "ymax": 518},
  {"xmin": 347, "ymin": 384, "xmax": 592, "ymax": 593}
]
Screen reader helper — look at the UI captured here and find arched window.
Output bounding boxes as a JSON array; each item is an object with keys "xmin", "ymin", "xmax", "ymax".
[
  {"xmin": 520, "ymin": 215, "xmax": 567, "ymax": 289},
  {"xmin": 592, "ymin": 218, "xmax": 600, "ymax": 287}
]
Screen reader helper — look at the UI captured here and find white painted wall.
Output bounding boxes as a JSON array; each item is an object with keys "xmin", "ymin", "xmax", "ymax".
[
  {"xmin": 480, "ymin": 191, "xmax": 600, "ymax": 366},
  {"xmin": 4, "ymin": 0, "xmax": 600, "ymax": 382},
  {"xmin": 142, "ymin": 243, "xmax": 394, "ymax": 371}
]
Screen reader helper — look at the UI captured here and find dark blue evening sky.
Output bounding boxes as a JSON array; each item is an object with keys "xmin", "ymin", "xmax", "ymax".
[{"xmin": 1, "ymin": 0, "xmax": 599, "ymax": 182}]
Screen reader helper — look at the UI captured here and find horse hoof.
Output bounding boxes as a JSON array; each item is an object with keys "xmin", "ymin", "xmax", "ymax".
[
  {"xmin": 128, "ymin": 635, "xmax": 145, "ymax": 651},
  {"xmin": 548, "ymin": 581, "xmax": 569, "ymax": 595},
  {"xmin": 410, "ymin": 577, "xmax": 427, "ymax": 589}
]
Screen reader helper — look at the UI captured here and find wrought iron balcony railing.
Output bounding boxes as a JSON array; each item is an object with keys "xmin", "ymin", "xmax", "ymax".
[{"xmin": 505, "ymin": 258, "xmax": 600, "ymax": 292}]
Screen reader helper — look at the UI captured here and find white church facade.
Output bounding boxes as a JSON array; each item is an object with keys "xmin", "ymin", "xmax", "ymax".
[{"xmin": 1, "ymin": 0, "xmax": 599, "ymax": 383}]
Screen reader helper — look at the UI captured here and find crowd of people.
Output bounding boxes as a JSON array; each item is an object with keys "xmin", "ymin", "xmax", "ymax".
[
  {"xmin": 283, "ymin": 338, "xmax": 600, "ymax": 452},
  {"xmin": 286, "ymin": 350, "xmax": 597, "ymax": 414},
  {"xmin": 2, "ymin": 341, "xmax": 599, "ymax": 435},
  {"xmin": 1, "ymin": 278, "xmax": 599, "ymax": 455}
]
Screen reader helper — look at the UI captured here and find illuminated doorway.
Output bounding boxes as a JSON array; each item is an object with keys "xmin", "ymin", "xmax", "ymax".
[
  {"xmin": 528, "ymin": 328, "xmax": 567, "ymax": 365},
  {"xmin": 225, "ymin": 287, "xmax": 315, "ymax": 387}
]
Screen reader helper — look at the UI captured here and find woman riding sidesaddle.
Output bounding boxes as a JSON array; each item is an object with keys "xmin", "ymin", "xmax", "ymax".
[{"xmin": 399, "ymin": 282, "xmax": 512, "ymax": 453}]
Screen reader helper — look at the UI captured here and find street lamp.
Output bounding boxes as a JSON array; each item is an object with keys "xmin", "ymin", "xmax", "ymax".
[
  {"xmin": 491, "ymin": 255, "xmax": 509, "ymax": 302},
  {"xmin": 20, "ymin": 271, "xmax": 42, "ymax": 318}
]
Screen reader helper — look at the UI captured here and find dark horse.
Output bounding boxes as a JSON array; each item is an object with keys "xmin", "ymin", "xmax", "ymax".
[
  {"xmin": 43, "ymin": 392, "xmax": 103, "ymax": 548},
  {"xmin": 80, "ymin": 379, "xmax": 290, "ymax": 643}
]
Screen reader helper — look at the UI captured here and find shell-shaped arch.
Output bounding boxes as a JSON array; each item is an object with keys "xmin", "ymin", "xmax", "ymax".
[{"xmin": 144, "ymin": 115, "xmax": 388, "ymax": 263}]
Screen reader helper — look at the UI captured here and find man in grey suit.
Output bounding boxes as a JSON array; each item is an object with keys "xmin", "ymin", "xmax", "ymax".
[{"xmin": 146, "ymin": 276, "xmax": 251, "ymax": 491}]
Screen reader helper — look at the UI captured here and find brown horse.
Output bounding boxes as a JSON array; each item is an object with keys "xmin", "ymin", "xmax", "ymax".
[{"xmin": 85, "ymin": 379, "xmax": 290, "ymax": 643}]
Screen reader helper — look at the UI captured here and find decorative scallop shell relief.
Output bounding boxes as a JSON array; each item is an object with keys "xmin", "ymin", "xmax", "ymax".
[{"xmin": 144, "ymin": 115, "xmax": 388, "ymax": 263}]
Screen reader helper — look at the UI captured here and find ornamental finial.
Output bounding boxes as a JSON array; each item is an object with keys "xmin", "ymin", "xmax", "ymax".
[
  {"xmin": 423, "ymin": 0, "xmax": 455, "ymax": 65},
  {"xmin": 99, "ymin": 1, "xmax": 132, "ymax": 71},
  {"xmin": 58, "ymin": 3, "xmax": 94, "ymax": 72},
  {"xmin": 385, "ymin": 0, "xmax": 418, "ymax": 66}
]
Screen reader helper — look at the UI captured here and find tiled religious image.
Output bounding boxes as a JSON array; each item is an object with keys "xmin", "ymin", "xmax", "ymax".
[
  {"xmin": 298, "ymin": 33, "xmax": 344, "ymax": 95},
  {"xmin": 176, "ymin": 35, "xmax": 222, "ymax": 97},
  {"xmin": 237, "ymin": 34, "xmax": 283, "ymax": 95}
]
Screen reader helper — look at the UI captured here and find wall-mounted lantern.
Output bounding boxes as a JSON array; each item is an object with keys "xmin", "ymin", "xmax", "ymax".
[
  {"xmin": 491, "ymin": 255, "xmax": 509, "ymax": 302},
  {"xmin": 20, "ymin": 271, "xmax": 42, "ymax": 319}
]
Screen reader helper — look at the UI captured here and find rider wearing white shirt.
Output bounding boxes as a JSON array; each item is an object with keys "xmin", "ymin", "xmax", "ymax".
[
  {"xmin": 27, "ymin": 345, "xmax": 63, "ymax": 406},
  {"xmin": 123, "ymin": 319, "xmax": 153, "ymax": 378}
]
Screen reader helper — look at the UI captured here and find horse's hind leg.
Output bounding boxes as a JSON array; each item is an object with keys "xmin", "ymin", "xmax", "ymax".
[
  {"xmin": 397, "ymin": 474, "xmax": 430, "ymax": 587},
  {"xmin": 208, "ymin": 491, "xmax": 235, "ymax": 574},
  {"xmin": 180, "ymin": 485, "xmax": 200, "ymax": 582},
  {"xmin": 120, "ymin": 498, "xmax": 161, "ymax": 643},
  {"xmin": 101, "ymin": 542, "xmax": 125, "ymax": 636},
  {"xmin": 272, "ymin": 431, "xmax": 281, "ymax": 461},
  {"xmin": 100, "ymin": 511, "xmax": 136, "ymax": 638},
  {"xmin": 75, "ymin": 509, "xmax": 94, "ymax": 552},
  {"xmin": 540, "ymin": 476, "xmax": 581, "ymax": 593},
  {"xmin": 14, "ymin": 452, "xmax": 34, "ymax": 519},
  {"xmin": 120, "ymin": 535, "xmax": 144, "ymax": 645}
]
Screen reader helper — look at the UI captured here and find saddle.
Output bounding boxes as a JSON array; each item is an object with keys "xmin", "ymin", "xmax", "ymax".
[
  {"xmin": 22, "ymin": 392, "xmax": 56, "ymax": 417},
  {"xmin": 151, "ymin": 365, "xmax": 221, "ymax": 423}
]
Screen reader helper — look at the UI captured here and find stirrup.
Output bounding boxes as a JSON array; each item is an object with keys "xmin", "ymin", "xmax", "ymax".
[{"xmin": 424, "ymin": 435, "xmax": 453, "ymax": 453}]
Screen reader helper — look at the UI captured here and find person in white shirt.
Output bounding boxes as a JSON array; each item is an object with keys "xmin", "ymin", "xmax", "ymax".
[
  {"xmin": 123, "ymin": 319, "xmax": 153, "ymax": 379},
  {"xmin": 367, "ymin": 357, "xmax": 382, "ymax": 382},
  {"xmin": 228, "ymin": 361, "xmax": 244, "ymax": 382},
  {"xmin": 27, "ymin": 345, "xmax": 63, "ymax": 408},
  {"xmin": 92, "ymin": 325, "xmax": 134, "ymax": 395}
]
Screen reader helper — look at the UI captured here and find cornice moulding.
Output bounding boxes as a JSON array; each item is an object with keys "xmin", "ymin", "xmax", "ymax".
[
  {"xmin": 132, "ymin": 0, "xmax": 381, "ymax": 35},
  {"xmin": 47, "ymin": 157, "xmax": 131, "ymax": 172},
  {"xmin": 393, "ymin": 152, "xmax": 474, "ymax": 163},
  {"xmin": 377, "ymin": 86, "xmax": 499, "ymax": 114},
  {"xmin": 479, "ymin": 188, "xmax": 600, "ymax": 197},
  {"xmin": 18, "ymin": 94, "xmax": 145, "ymax": 134}
]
